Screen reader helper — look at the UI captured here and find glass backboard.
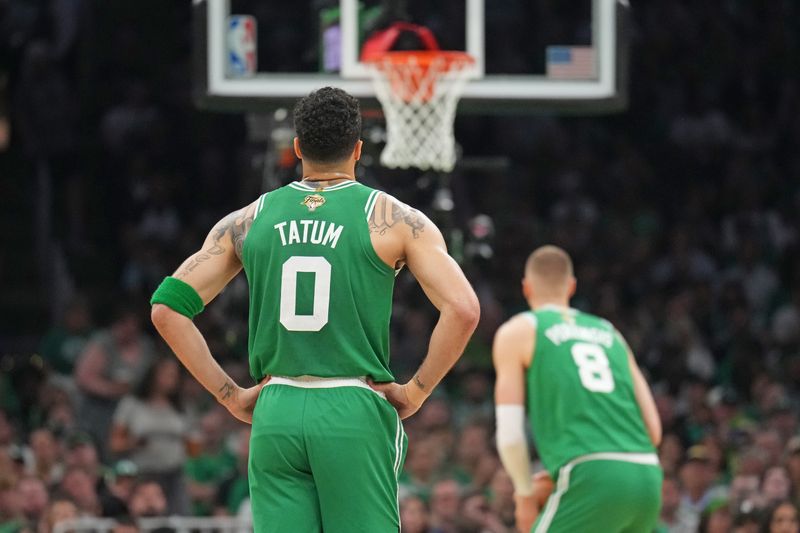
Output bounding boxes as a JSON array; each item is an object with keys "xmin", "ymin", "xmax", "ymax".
[{"xmin": 194, "ymin": 0, "xmax": 629, "ymax": 113}]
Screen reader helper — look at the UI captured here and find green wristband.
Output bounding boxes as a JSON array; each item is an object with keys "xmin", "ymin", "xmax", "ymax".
[{"xmin": 150, "ymin": 276, "xmax": 205, "ymax": 319}]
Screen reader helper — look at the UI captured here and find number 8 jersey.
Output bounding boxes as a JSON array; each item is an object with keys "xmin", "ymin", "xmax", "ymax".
[
  {"xmin": 525, "ymin": 306, "xmax": 655, "ymax": 477},
  {"xmin": 242, "ymin": 181, "xmax": 396, "ymax": 383}
]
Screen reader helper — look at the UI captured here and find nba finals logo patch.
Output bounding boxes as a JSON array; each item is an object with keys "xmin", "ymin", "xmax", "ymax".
[{"xmin": 301, "ymin": 194, "xmax": 326, "ymax": 212}]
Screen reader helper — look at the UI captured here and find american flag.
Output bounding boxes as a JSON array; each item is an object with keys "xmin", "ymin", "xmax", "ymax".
[{"xmin": 546, "ymin": 46, "xmax": 596, "ymax": 79}]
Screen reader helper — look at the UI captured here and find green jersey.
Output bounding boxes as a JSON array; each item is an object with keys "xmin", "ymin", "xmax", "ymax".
[
  {"xmin": 525, "ymin": 305, "xmax": 654, "ymax": 476},
  {"xmin": 241, "ymin": 180, "xmax": 396, "ymax": 382}
]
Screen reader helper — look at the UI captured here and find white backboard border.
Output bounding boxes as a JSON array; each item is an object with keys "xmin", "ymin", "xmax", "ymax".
[{"xmin": 194, "ymin": 0, "xmax": 629, "ymax": 113}]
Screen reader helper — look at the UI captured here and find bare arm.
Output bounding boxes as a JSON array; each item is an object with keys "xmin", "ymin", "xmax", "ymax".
[
  {"xmin": 151, "ymin": 201, "xmax": 265, "ymax": 423},
  {"xmin": 403, "ymin": 218, "xmax": 481, "ymax": 404},
  {"xmin": 492, "ymin": 316, "xmax": 544, "ymax": 532},
  {"xmin": 493, "ymin": 315, "xmax": 533, "ymax": 406},
  {"xmin": 627, "ymin": 349, "xmax": 662, "ymax": 447},
  {"xmin": 169, "ymin": 204, "xmax": 254, "ymax": 303},
  {"xmin": 616, "ymin": 330, "xmax": 661, "ymax": 446},
  {"xmin": 370, "ymin": 197, "xmax": 480, "ymax": 418}
]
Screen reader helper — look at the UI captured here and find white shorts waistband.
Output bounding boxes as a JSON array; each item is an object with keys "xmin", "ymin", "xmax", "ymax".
[
  {"xmin": 567, "ymin": 452, "xmax": 660, "ymax": 468},
  {"xmin": 267, "ymin": 376, "xmax": 386, "ymax": 399}
]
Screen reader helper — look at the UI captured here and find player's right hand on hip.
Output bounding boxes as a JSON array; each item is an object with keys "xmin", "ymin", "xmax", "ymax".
[
  {"xmin": 222, "ymin": 376, "xmax": 271, "ymax": 424},
  {"xmin": 368, "ymin": 379, "xmax": 424, "ymax": 419}
]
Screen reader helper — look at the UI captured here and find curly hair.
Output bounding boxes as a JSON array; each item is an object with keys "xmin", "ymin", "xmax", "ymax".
[{"xmin": 293, "ymin": 87, "xmax": 362, "ymax": 163}]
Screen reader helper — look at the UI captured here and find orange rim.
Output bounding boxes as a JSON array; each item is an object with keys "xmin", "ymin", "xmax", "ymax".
[{"xmin": 366, "ymin": 51, "xmax": 474, "ymax": 70}]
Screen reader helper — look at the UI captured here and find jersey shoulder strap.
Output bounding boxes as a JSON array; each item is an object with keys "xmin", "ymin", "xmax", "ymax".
[{"xmin": 520, "ymin": 310, "xmax": 538, "ymax": 327}]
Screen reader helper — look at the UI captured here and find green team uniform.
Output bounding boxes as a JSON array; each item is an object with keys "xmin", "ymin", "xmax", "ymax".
[
  {"xmin": 241, "ymin": 180, "xmax": 407, "ymax": 533},
  {"xmin": 525, "ymin": 306, "xmax": 662, "ymax": 533}
]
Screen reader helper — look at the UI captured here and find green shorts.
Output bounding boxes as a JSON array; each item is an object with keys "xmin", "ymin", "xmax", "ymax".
[
  {"xmin": 533, "ymin": 454, "xmax": 663, "ymax": 533},
  {"xmin": 248, "ymin": 379, "xmax": 407, "ymax": 533}
]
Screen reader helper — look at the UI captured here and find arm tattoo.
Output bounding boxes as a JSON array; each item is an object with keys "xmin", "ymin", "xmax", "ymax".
[
  {"xmin": 413, "ymin": 375, "xmax": 427, "ymax": 391},
  {"xmin": 175, "ymin": 222, "xmax": 228, "ymax": 278},
  {"xmin": 218, "ymin": 381, "xmax": 235, "ymax": 401},
  {"xmin": 174, "ymin": 204, "xmax": 256, "ymax": 278},
  {"xmin": 174, "ymin": 252, "xmax": 212, "ymax": 279},
  {"xmin": 223, "ymin": 205, "xmax": 256, "ymax": 260},
  {"xmin": 369, "ymin": 195, "xmax": 426, "ymax": 239}
]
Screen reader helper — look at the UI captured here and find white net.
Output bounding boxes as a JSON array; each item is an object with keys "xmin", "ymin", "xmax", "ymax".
[{"xmin": 365, "ymin": 52, "xmax": 474, "ymax": 172}]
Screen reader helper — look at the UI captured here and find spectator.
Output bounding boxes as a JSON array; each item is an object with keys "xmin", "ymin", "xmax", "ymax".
[
  {"xmin": 785, "ymin": 438, "xmax": 800, "ymax": 502},
  {"xmin": 184, "ymin": 409, "xmax": 237, "ymax": 516},
  {"xmin": 757, "ymin": 430, "xmax": 787, "ymax": 470},
  {"xmin": 451, "ymin": 371, "xmax": 494, "ymax": 426},
  {"xmin": 730, "ymin": 473, "xmax": 763, "ymax": 511},
  {"xmin": 771, "ymin": 286, "xmax": 800, "ymax": 348},
  {"xmin": 16, "ymin": 477, "xmax": 49, "ymax": 529},
  {"xmin": 471, "ymin": 452, "xmax": 502, "ymax": 492},
  {"xmin": 63, "ymin": 432, "xmax": 101, "ymax": 478},
  {"xmin": 39, "ymin": 388, "xmax": 77, "ymax": 444},
  {"xmin": 733, "ymin": 504, "xmax": 761, "ymax": 533},
  {"xmin": 0, "ymin": 410, "xmax": 14, "ymax": 451},
  {"xmin": 110, "ymin": 357, "xmax": 188, "ymax": 515},
  {"xmin": 400, "ymin": 436, "xmax": 447, "ymax": 501},
  {"xmin": 0, "ymin": 482, "xmax": 25, "ymax": 532},
  {"xmin": 39, "ymin": 296, "xmax": 93, "ymax": 378},
  {"xmin": 659, "ymin": 433, "xmax": 686, "ymax": 477},
  {"xmin": 456, "ymin": 489, "xmax": 508, "ymax": 533},
  {"xmin": 657, "ymin": 475, "xmax": 693, "ymax": 533},
  {"xmin": 487, "ymin": 468, "xmax": 514, "ymax": 530},
  {"xmin": 74, "ymin": 302, "xmax": 156, "ymax": 460},
  {"xmin": 762, "ymin": 467, "xmax": 793, "ymax": 505},
  {"xmin": 127, "ymin": 481, "xmax": 167, "ymax": 519},
  {"xmin": 414, "ymin": 397, "xmax": 454, "ymax": 434},
  {"xmin": 698, "ymin": 499, "xmax": 733, "ymax": 533},
  {"xmin": 27, "ymin": 429, "xmax": 63, "ymax": 487},
  {"xmin": 214, "ymin": 427, "xmax": 250, "ymax": 517},
  {"xmin": 725, "ymin": 240, "xmax": 779, "ymax": 317},
  {"xmin": 429, "ymin": 479, "xmax": 461, "ymax": 533},
  {"xmin": 59, "ymin": 467, "xmax": 100, "ymax": 517},
  {"xmin": 38, "ymin": 498, "xmax": 78, "ymax": 533},
  {"xmin": 0, "ymin": 450, "xmax": 15, "ymax": 491},
  {"xmin": 678, "ymin": 445, "xmax": 725, "ymax": 531},
  {"xmin": 738, "ymin": 448, "xmax": 771, "ymax": 479},
  {"xmin": 6, "ymin": 447, "xmax": 29, "ymax": 487},
  {"xmin": 100, "ymin": 460, "xmax": 138, "ymax": 519},
  {"xmin": 399, "ymin": 496, "xmax": 431, "ymax": 533},
  {"xmin": 62, "ymin": 430, "xmax": 123, "ymax": 517},
  {"xmin": 762, "ymin": 500, "xmax": 800, "ymax": 533},
  {"xmin": 451, "ymin": 421, "xmax": 491, "ymax": 487}
]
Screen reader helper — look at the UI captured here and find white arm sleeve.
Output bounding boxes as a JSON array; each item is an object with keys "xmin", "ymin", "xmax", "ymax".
[{"xmin": 495, "ymin": 404, "xmax": 533, "ymax": 496}]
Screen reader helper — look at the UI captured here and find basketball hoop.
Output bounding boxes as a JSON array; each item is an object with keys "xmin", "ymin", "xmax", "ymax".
[{"xmin": 362, "ymin": 23, "xmax": 474, "ymax": 172}]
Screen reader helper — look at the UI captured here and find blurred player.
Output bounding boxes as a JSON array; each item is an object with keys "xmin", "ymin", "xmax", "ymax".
[
  {"xmin": 150, "ymin": 87, "xmax": 479, "ymax": 532},
  {"xmin": 493, "ymin": 245, "xmax": 662, "ymax": 532}
]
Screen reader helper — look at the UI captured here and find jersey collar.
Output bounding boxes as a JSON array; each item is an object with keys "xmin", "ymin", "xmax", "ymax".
[
  {"xmin": 537, "ymin": 304, "xmax": 577, "ymax": 314},
  {"xmin": 289, "ymin": 181, "xmax": 358, "ymax": 192}
]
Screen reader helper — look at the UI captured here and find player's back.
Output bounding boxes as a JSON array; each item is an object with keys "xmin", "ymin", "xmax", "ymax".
[
  {"xmin": 526, "ymin": 305, "xmax": 654, "ymax": 476},
  {"xmin": 241, "ymin": 180, "xmax": 396, "ymax": 382}
]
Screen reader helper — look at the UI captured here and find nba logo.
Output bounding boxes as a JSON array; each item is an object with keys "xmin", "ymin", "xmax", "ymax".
[{"xmin": 227, "ymin": 15, "xmax": 257, "ymax": 77}]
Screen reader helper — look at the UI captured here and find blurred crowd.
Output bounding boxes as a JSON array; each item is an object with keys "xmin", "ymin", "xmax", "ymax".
[{"xmin": 2, "ymin": 1, "xmax": 800, "ymax": 532}]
